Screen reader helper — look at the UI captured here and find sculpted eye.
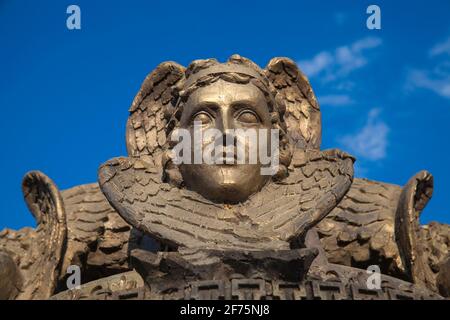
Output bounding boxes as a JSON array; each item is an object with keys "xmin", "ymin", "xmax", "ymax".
[
  {"xmin": 192, "ymin": 112, "xmax": 213, "ymax": 126},
  {"xmin": 236, "ymin": 110, "xmax": 259, "ymax": 124}
]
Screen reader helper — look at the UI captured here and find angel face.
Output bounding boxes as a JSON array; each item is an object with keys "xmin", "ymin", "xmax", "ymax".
[{"xmin": 178, "ymin": 79, "xmax": 273, "ymax": 203}]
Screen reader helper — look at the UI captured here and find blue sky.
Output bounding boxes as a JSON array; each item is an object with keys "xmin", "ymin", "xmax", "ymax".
[{"xmin": 1, "ymin": 0, "xmax": 449, "ymax": 229}]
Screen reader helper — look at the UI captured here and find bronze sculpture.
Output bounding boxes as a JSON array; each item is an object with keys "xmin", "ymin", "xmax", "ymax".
[{"xmin": 0, "ymin": 55, "xmax": 448, "ymax": 300}]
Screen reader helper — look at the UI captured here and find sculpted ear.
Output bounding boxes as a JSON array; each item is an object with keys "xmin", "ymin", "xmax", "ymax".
[
  {"xmin": 126, "ymin": 62, "xmax": 186, "ymax": 167},
  {"xmin": 265, "ymin": 57, "xmax": 321, "ymax": 150}
]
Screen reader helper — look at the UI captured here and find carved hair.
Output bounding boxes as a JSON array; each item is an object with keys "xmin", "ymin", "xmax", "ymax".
[{"xmin": 162, "ymin": 55, "xmax": 293, "ymax": 186}]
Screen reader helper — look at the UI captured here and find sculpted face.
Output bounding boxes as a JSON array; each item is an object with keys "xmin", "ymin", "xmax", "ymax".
[{"xmin": 178, "ymin": 79, "xmax": 273, "ymax": 203}]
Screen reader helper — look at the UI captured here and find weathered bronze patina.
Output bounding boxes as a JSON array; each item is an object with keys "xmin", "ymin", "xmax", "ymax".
[{"xmin": 1, "ymin": 55, "xmax": 448, "ymax": 300}]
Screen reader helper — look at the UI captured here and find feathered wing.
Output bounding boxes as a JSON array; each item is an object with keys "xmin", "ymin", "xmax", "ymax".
[
  {"xmin": 395, "ymin": 170, "xmax": 436, "ymax": 288},
  {"xmin": 98, "ymin": 157, "xmax": 289, "ymax": 251},
  {"xmin": 60, "ymin": 183, "xmax": 132, "ymax": 277},
  {"xmin": 244, "ymin": 149, "xmax": 354, "ymax": 242},
  {"xmin": 99, "ymin": 150, "xmax": 353, "ymax": 250},
  {"xmin": 126, "ymin": 61, "xmax": 185, "ymax": 166},
  {"xmin": 19, "ymin": 171, "xmax": 67, "ymax": 299},
  {"xmin": 265, "ymin": 57, "xmax": 321, "ymax": 149}
]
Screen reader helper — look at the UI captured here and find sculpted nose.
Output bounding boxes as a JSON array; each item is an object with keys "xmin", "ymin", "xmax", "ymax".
[
  {"xmin": 221, "ymin": 116, "xmax": 232, "ymax": 132},
  {"xmin": 216, "ymin": 106, "xmax": 236, "ymax": 149},
  {"xmin": 217, "ymin": 106, "xmax": 234, "ymax": 132}
]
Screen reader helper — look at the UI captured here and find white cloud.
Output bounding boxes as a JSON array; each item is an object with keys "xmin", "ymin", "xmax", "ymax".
[
  {"xmin": 429, "ymin": 36, "xmax": 450, "ymax": 57},
  {"xmin": 318, "ymin": 94, "xmax": 353, "ymax": 106},
  {"xmin": 406, "ymin": 36, "xmax": 450, "ymax": 100},
  {"xmin": 339, "ymin": 108, "xmax": 389, "ymax": 161},
  {"xmin": 406, "ymin": 69, "xmax": 450, "ymax": 99},
  {"xmin": 299, "ymin": 52, "xmax": 333, "ymax": 77},
  {"xmin": 298, "ymin": 37, "xmax": 382, "ymax": 82}
]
